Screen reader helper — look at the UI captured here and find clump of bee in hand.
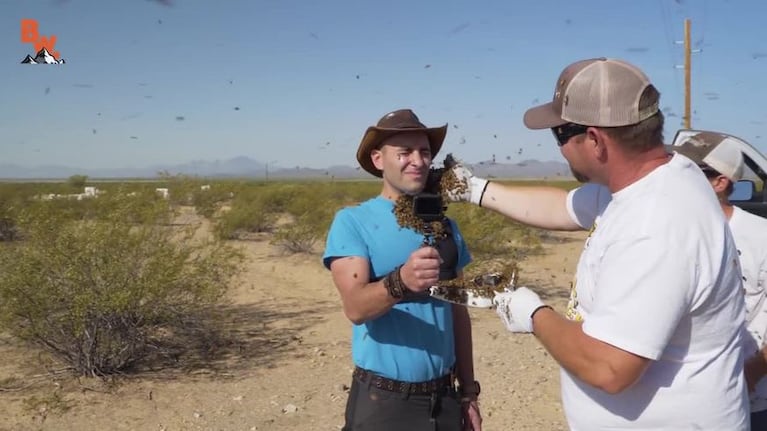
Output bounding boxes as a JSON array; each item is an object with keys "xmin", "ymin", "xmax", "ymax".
[
  {"xmin": 394, "ymin": 154, "xmax": 521, "ymax": 300},
  {"xmin": 393, "ymin": 153, "xmax": 467, "ymax": 241}
]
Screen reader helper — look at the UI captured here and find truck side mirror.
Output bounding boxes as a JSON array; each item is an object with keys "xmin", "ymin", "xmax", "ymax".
[{"xmin": 730, "ymin": 180, "xmax": 755, "ymax": 201}]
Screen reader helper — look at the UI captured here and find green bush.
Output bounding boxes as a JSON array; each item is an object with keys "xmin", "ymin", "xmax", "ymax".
[
  {"xmin": 269, "ymin": 188, "xmax": 339, "ymax": 254},
  {"xmin": 271, "ymin": 212, "xmax": 324, "ymax": 253},
  {"xmin": 0, "ymin": 192, "xmax": 23, "ymax": 242},
  {"xmin": 256, "ymin": 184, "xmax": 303, "ymax": 214},
  {"xmin": 67, "ymin": 174, "xmax": 88, "ymax": 189},
  {"xmin": 22, "ymin": 187, "xmax": 173, "ymax": 226},
  {"xmin": 0, "ymin": 195, "xmax": 243, "ymax": 377},
  {"xmin": 214, "ymin": 190, "xmax": 278, "ymax": 239},
  {"xmin": 192, "ymin": 187, "xmax": 232, "ymax": 219},
  {"xmin": 447, "ymin": 203, "xmax": 543, "ymax": 261}
]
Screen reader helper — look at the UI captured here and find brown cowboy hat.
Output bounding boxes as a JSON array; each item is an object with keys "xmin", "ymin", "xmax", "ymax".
[{"xmin": 356, "ymin": 109, "xmax": 448, "ymax": 177}]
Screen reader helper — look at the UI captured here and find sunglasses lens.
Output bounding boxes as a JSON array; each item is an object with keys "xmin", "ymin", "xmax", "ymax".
[
  {"xmin": 551, "ymin": 129, "xmax": 565, "ymax": 146},
  {"xmin": 552, "ymin": 124, "xmax": 587, "ymax": 146},
  {"xmin": 700, "ymin": 167, "xmax": 721, "ymax": 178}
]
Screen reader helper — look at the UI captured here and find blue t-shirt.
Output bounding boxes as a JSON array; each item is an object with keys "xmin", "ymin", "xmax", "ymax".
[{"xmin": 322, "ymin": 196, "xmax": 471, "ymax": 382}]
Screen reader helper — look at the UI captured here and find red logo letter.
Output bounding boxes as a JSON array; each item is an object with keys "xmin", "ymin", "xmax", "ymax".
[
  {"xmin": 20, "ymin": 19, "xmax": 38, "ymax": 43},
  {"xmin": 35, "ymin": 35, "xmax": 59, "ymax": 59}
]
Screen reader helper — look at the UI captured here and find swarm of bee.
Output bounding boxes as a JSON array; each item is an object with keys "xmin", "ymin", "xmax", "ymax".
[
  {"xmin": 392, "ymin": 154, "xmax": 466, "ymax": 240},
  {"xmin": 393, "ymin": 154, "xmax": 520, "ymax": 302},
  {"xmin": 428, "ymin": 261, "xmax": 519, "ymax": 305}
]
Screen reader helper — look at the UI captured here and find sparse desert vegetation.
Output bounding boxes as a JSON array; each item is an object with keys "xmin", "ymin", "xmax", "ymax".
[{"xmin": 0, "ymin": 177, "xmax": 581, "ymax": 430}]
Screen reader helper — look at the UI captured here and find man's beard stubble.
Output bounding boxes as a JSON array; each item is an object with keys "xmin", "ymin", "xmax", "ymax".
[{"xmin": 571, "ymin": 168, "xmax": 590, "ymax": 183}]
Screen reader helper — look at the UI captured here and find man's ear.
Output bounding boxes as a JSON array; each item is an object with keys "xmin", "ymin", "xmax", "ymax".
[
  {"xmin": 712, "ymin": 176, "xmax": 730, "ymax": 194},
  {"xmin": 371, "ymin": 149, "xmax": 384, "ymax": 171},
  {"xmin": 586, "ymin": 127, "xmax": 607, "ymax": 161}
]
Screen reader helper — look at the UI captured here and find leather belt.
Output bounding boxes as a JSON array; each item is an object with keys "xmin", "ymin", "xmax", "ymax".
[{"xmin": 353, "ymin": 367, "xmax": 454, "ymax": 395}]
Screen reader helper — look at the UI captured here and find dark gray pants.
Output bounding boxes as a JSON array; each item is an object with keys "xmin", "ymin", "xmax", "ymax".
[
  {"xmin": 342, "ymin": 376, "xmax": 462, "ymax": 431},
  {"xmin": 752, "ymin": 409, "xmax": 767, "ymax": 430}
]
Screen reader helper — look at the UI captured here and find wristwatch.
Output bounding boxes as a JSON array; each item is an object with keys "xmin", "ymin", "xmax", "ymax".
[{"xmin": 459, "ymin": 380, "xmax": 481, "ymax": 398}]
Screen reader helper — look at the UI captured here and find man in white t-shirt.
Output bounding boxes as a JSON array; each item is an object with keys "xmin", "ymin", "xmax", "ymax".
[
  {"xmin": 673, "ymin": 131, "xmax": 767, "ymax": 428},
  {"xmin": 443, "ymin": 58, "xmax": 749, "ymax": 429}
]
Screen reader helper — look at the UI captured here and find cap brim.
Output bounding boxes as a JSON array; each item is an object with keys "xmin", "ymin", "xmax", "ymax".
[
  {"xmin": 523, "ymin": 102, "xmax": 566, "ymax": 130},
  {"xmin": 664, "ymin": 144, "xmax": 685, "ymax": 159},
  {"xmin": 666, "ymin": 143, "xmax": 707, "ymax": 165}
]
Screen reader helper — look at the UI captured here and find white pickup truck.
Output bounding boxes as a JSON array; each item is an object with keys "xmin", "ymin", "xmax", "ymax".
[{"xmin": 672, "ymin": 129, "xmax": 767, "ymax": 218}]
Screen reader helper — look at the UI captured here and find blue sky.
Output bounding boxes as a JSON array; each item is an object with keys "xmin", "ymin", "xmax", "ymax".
[{"xmin": 1, "ymin": 0, "xmax": 767, "ymax": 171}]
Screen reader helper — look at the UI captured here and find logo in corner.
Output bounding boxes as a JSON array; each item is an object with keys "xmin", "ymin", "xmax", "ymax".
[{"xmin": 20, "ymin": 19, "xmax": 65, "ymax": 64}]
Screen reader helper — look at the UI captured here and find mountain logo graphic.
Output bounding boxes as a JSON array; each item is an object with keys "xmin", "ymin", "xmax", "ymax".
[
  {"xmin": 20, "ymin": 19, "xmax": 65, "ymax": 64},
  {"xmin": 21, "ymin": 47, "xmax": 66, "ymax": 65}
]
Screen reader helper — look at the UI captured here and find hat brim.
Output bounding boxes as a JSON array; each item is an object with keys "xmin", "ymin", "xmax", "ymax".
[
  {"xmin": 666, "ymin": 143, "xmax": 706, "ymax": 165},
  {"xmin": 356, "ymin": 125, "xmax": 447, "ymax": 177},
  {"xmin": 523, "ymin": 102, "xmax": 567, "ymax": 130}
]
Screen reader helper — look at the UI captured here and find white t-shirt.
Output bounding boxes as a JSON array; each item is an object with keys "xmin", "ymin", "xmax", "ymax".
[
  {"xmin": 562, "ymin": 154, "xmax": 749, "ymax": 430},
  {"xmin": 730, "ymin": 205, "xmax": 767, "ymax": 412}
]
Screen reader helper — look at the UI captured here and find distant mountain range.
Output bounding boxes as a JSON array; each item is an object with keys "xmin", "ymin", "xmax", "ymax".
[{"xmin": 0, "ymin": 156, "xmax": 573, "ymax": 180}]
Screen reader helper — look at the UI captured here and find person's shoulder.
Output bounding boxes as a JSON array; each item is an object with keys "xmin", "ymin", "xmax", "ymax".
[
  {"xmin": 731, "ymin": 207, "xmax": 767, "ymax": 263},
  {"xmin": 335, "ymin": 196, "xmax": 379, "ymax": 216},
  {"xmin": 645, "ymin": 160, "xmax": 717, "ymax": 210},
  {"xmin": 570, "ymin": 182, "xmax": 612, "ymax": 206},
  {"xmin": 331, "ymin": 197, "xmax": 390, "ymax": 227},
  {"xmin": 733, "ymin": 206, "xmax": 767, "ymax": 232}
]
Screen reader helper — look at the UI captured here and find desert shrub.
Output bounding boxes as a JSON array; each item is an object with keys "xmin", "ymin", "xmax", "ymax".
[
  {"xmin": 153, "ymin": 173, "xmax": 238, "ymax": 211},
  {"xmin": 0, "ymin": 194, "xmax": 243, "ymax": 377},
  {"xmin": 269, "ymin": 209, "xmax": 335, "ymax": 254},
  {"xmin": 152, "ymin": 173, "xmax": 201, "ymax": 207},
  {"xmin": 447, "ymin": 203, "xmax": 543, "ymax": 261},
  {"xmin": 215, "ymin": 190, "xmax": 278, "ymax": 239},
  {"xmin": 270, "ymin": 191, "xmax": 338, "ymax": 254},
  {"xmin": 67, "ymin": 174, "xmax": 88, "ymax": 189},
  {"xmin": 341, "ymin": 182, "xmax": 381, "ymax": 204},
  {"xmin": 0, "ymin": 192, "xmax": 23, "ymax": 242},
  {"xmin": 23, "ymin": 187, "xmax": 173, "ymax": 226},
  {"xmin": 192, "ymin": 186, "xmax": 232, "ymax": 219},
  {"xmin": 0, "ymin": 218, "xmax": 18, "ymax": 241},
  {"xmin": 270, "ymin": 212, "xmax": 324, "ymax": 253},
  {"xmin": 256, "ymin": 184, "xmax": 304, "ymax": 214}
]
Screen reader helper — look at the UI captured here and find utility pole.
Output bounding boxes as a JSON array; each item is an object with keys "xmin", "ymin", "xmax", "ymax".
[
  {"xmin": 684, "ymin": 18, "xmax": 691, "ymax": 129},
  {"xmin": 675, "ymin": 19, "xmax": 698, "ymax": 129}
]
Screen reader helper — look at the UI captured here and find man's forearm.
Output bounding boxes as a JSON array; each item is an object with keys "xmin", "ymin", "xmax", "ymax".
[
  {"xmin": 480, "ymin": 183, "xmax": 582, "ymax": 231},
  {"xmin": 531, "ymin": 307, "xmax": 648, "ymax": 394},
  {"xmin": 342, "ymin": 280, "xmax": 402, "ymax": 324}
]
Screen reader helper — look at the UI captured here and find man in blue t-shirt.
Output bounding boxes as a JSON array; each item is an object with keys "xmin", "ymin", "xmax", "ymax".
[{"xmin": 323, "ymin": 108, "xmax": 482, "ymax": 431}]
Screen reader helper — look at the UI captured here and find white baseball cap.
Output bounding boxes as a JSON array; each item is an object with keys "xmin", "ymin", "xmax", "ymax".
[{"xmin": 673, "ymin": 131, "xmax": 745, "ymax": 182}]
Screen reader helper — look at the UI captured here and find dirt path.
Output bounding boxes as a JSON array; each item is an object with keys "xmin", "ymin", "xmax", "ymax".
[{"xmin": 0, "ymin": 229, "xmax": 587, "ymax": 431}]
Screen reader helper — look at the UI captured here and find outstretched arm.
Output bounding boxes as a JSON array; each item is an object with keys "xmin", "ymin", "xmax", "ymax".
[
  {"xmin": 480, "ymin": 182, "xmax": 583, "ymax": 231},
  {"xmin": 443, "ymin": 160, "xmax": 585, "ymax": 231}
]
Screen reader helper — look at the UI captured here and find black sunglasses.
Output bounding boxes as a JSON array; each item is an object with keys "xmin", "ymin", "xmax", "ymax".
[
  {"xmin": 699, "ymin": 165, "xmax": 722, "ymax": 178},
  {"xmin": 551, "ymin": 123, "xmax": 589, "ymax": 146}
]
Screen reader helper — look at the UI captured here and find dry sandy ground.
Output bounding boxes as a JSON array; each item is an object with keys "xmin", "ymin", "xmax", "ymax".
[{"xmin": 0, "ymin": 219, "xmax": 587, "ymax": 431}]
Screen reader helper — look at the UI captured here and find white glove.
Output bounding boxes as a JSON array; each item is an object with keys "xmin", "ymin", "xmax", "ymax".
[
  {"xmin": 493, "ymin": 287, "xmax": 547, "ymax": 333},
  {"xmin": 443, "ymin": 156, "xmax": 488, "ymax": 206}
]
